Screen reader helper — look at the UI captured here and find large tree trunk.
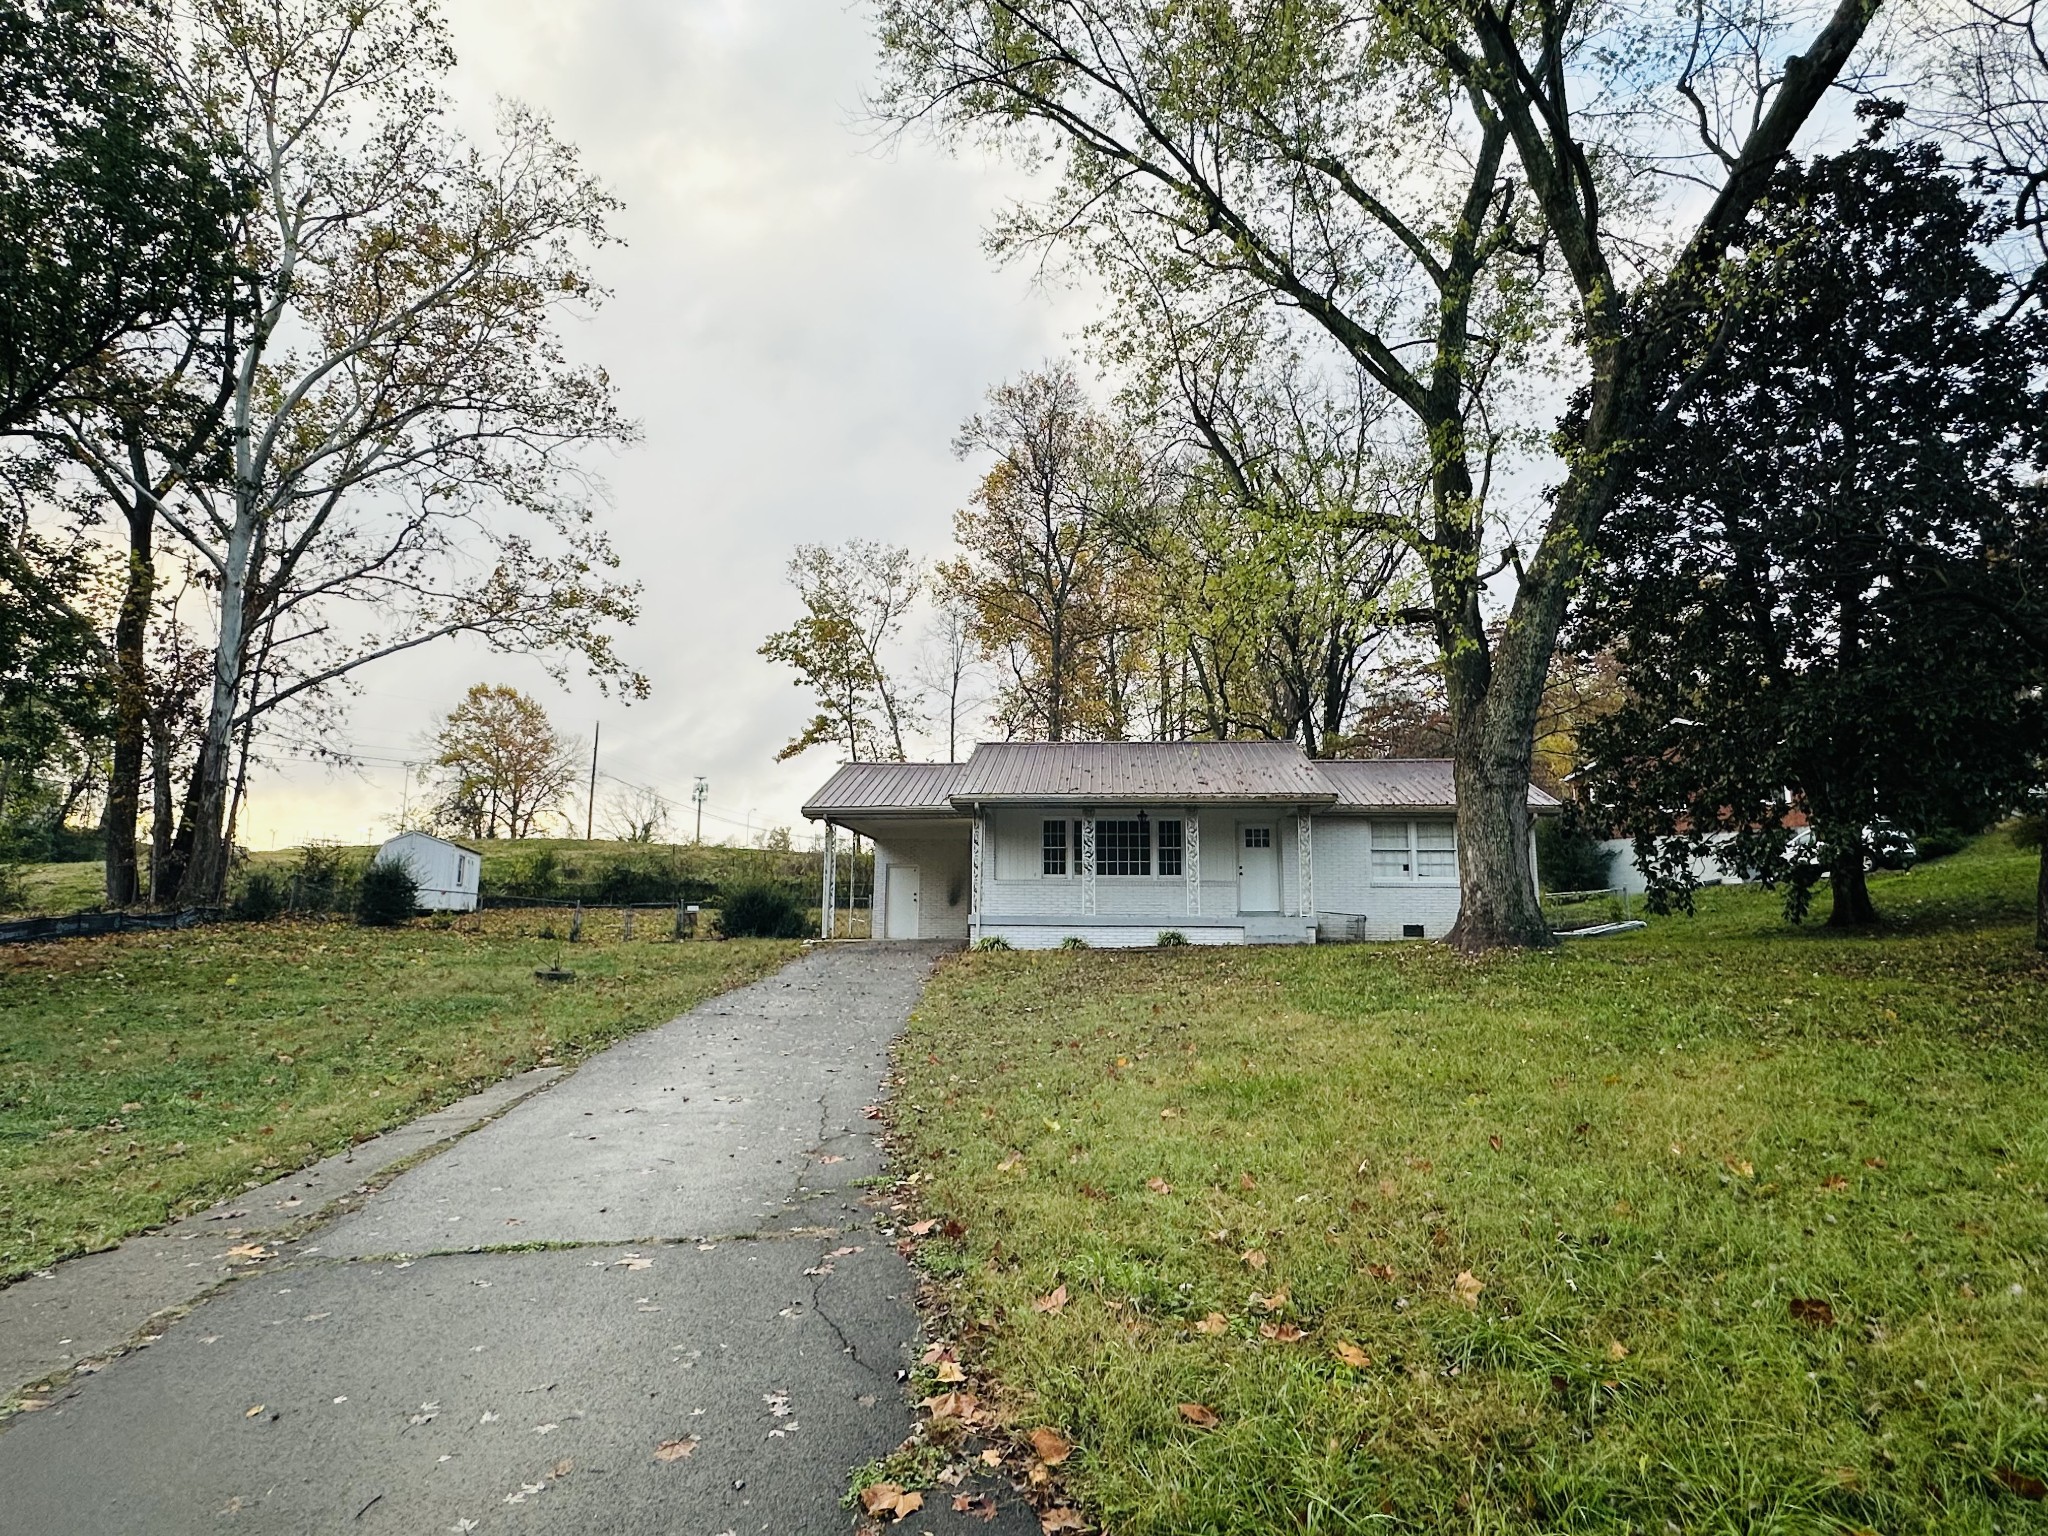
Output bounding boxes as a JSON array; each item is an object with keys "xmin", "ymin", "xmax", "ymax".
[
  {"xmin": 147, "ymin": 714, "xmax": 174, "ymax": 901},
  {"xmin": 169, "ymin": 501, "xmax": 256, "ymax": 905},
  {"xmin": 1827, "ymin": 845, "xmax": 1878, "ymax": 927},
  {"xmin": 102, "ymin": 506, "xmax": 154, "ymax": 907},
  {"xmin": 1442, "ymin": 624, "xmax": 1553, "ymax": 950}
]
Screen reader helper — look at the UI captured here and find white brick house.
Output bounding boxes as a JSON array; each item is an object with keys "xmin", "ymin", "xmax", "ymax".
[{"xmin": 802, "ymin": 742, "xmax": 1556, "ymax": 946}]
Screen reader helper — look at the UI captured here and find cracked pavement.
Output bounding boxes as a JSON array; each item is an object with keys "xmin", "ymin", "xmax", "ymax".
[{"xmin": 0, "ymin": 941, "xmax": 1037, "ymax": 1534}]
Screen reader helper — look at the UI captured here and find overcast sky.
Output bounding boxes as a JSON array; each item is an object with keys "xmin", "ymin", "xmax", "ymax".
[{"xmin": 241, "ymin": 0, "xmax": 1086, "ymax": 851}]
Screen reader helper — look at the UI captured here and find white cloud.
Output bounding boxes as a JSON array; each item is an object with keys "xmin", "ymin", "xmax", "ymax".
[{"xmin": 241, "ymin": 0, "xmax": 1090, "ymax": 848}]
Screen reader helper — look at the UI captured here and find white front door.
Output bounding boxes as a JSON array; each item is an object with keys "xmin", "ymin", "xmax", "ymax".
[
  {"xmin": 885, "ymin": 863, "xmax": 920, "ymax": 938},
  {"xmin": 1237, "ymin": 823, "xmax": 1279, "ymax": 913}
]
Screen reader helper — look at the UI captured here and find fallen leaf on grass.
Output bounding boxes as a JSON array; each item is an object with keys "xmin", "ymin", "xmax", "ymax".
[
  {"xmin": 996, "ymin": 1153, "xmax": 1024, "ymax": 1173},
  {"xmin": 1789, "ymin": 1298, "xmax": 1836, "ymax": 1329},
  {"xmin": 1820, "ymin": 1174, "xmax": 1849, "ymax": 1192},
  {"xmin": 1032, "ymin": 1285, "xmax": 1069, "ymax": 1315},
  {"xmin": 653, "ymin": 1437, "xmax": 698, "ymax": 1462},
  {"xmin": 1240, "ymin": 1249, "xmax": 1267, "ymax": 1271},
  {"xmin": 920, "ymin": 1343, "xmax": 955, "ymax": 1365},
  {"xmin": 1259, "ymin": 1323, "xmax": 1305, "ymax": 1342},
  {"xmin": 1332, "ymin": 1342, "xmax": 1372, "ymax": 1369},
  {"xmin": 979, "ymin": 1447, "xmax": 1004, "ymax": 1467},
  {"xmin": 860, "ymin": 1483, "xmax": 924, "ymax": 1520},
  {"xmin": 908, "ymin": 1219, "xmax": 939, "ymax": 1237},
  {"xmin": 1041, "ymin": 1510, "xmax": 1087, "ymax": 1533},
  {"xmin": 1864, "ymin": 1156, "xmax": 1887, "ymax": 1168},
  {"xmin": 921, "ymin": 1390, "xmax": 980, "ymax": 1423},
  {"xmin": 1488, "ymin": 1134, "xmax": 1502, "ymax": 1151},
  {"xmin": 1606, "ymin": 1340, "xmax": 1629, "ymax": 1361},
  {"xmin": 934, "ymin": 1360, "xmax": 967, "ymax": 1383},
  {"xmin": 1238, "ymin": 1171, "xmax": 1256, "ymax": 1190},
  {"xmin": 1724, "ymin": 1157, "xmax": 1755, "ymax": 1179},
  {"xmin": 1145, "ymin": 1177, "xmax": 1173, "ymax": 1195},
  {"xmin": 1159, "ymin": 1107, "xmax": 1178, "ymax": 1119},
  {"xmin": 1028, "ymin": 1426, "xmax": 1073, "ymax": 1465},
  {"xmin": 1993, "ymin": 1467, "xmax": 2047, "ymax": 1500},
  {"xmin": 1177, "ymin": 1402, "xmax": 1220, "ymax": 1429},
  {"xmin": 1453, "ymin": 1271, "xmax": 1485, "ymax": 1309},
  {"xmin": 1253, "ymin": 1286, "xmax": 1291, "ymax": 1312},
  {"xmin": 1362, "ymin": 1262, "xmax": 1398, "ymax": 1282}
]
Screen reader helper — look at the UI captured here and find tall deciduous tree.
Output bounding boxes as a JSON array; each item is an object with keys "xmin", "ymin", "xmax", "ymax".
[
  {"xmin": 943, "ymin": 363, "xmax": 1148, "ymax": 741},
  {"xmin": 760, "ymin": 540, "xmax": 924, "ymax": 762},
  {"xmin": 0, "ymin": 0, "xmax": 241, "ymax": 434},
  {"xmin": 1575, "ymin": 143, "xmax": 2047, "ymax": 926},
  {"xmin": 48, "ymin": 0, "xmax": 642, "ymax": 904},
  {"xmin": 429, "ymin": 684, "xmax": 577, "ymax": 840},
  {"xmin": 872, "ymin": 0, "xmax": 1880, "ymax": 946}
]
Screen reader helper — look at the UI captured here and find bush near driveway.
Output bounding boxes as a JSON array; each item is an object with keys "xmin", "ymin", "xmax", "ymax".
[
  {"xmin": 894, "ymin": 839, "xmax": 2047, "ymax": 1534},
  {"xmin": 0, "ymin": 917, "xmax": 797, "ymax": 1280}
]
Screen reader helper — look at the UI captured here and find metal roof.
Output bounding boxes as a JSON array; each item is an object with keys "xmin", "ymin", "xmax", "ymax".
[
  {"xmin": 948, "ymin": 741, "xmax": 1337, "ymax": 805},
  {"xmin": 804, "ymin": 747, "xmax": 1560, "ymax": 819},
  {"xmin": 800, "ymin": 761, "xmax": 966, "ymax": 818},
  {"xmin": 1316, "ymin": 758, "xmax": 1559, "ymax": 812}
]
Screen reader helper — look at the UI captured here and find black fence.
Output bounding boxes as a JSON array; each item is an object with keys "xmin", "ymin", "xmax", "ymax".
[{"xmin": 0, "ymin": 907, "xmax": 220, "ymax": 946}]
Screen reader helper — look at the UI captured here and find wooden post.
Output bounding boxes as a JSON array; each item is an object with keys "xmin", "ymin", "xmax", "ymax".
[
  {"xmin": 674, "ymin": 896, "xmax": 686, "ymax": 940},
  {"xmin": 622, "ymin": 908, "xmax": 634, "ymax": 941},
  {"xmin": 570, "ymin": 900, "xmax": 582, "ymax": 943}
]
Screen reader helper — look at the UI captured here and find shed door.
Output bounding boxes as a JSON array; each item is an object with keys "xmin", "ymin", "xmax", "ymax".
[
  {"xmin": 885, "ymin": 863, "xmax": 921, "ymax": 939},
  {"xmin": 1237, "ymin": 823, "xmax": 1280, "ymax": 913}
]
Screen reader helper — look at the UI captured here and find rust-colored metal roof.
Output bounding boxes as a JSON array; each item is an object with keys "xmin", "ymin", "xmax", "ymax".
[
  {"xmin": 800, "ymin": 761, "xmax": 965, "ymax": 818},
  {"xmin": 949, "ymin": 741, "xmax": 1337, "ymax": 804},
  {"xmin": 1316, "ymin": 758, "xmax": 1559, "ymax": 811},
  {"xmin": 804, "ymin": 747, "xmax": 1559, "ymax": 819}
]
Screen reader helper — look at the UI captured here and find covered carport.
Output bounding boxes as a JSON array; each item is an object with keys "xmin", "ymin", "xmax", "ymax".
[{"xmin": 802, "ymin": 762, "xmax": 970, "ymax": 940}]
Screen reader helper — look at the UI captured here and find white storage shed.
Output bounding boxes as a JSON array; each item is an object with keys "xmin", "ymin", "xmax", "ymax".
[{"xmin": 373, "ymin": 831, "xmax": 483, "ymax": 912}]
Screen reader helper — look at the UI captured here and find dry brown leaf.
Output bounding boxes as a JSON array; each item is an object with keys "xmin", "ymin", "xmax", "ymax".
[
  {"xmin": 1259, "ymin": 1322, "xmax": 1305, "ymax": 1342},
  {"xmin": 1254, "ymin": 1285, "xmax": 1291, "ymax": 1313},
  {"xmin": 953, "ymin": 1491, "xmax": 998, "ymax": 1519},
  {"xmin": 1820, "ymin": 1174, "xmax": 1849, "ymax": 1192},
  {"xmin": 1032, "ymin": 1284, "xmax": 1070, "ymax": 1315},
  {"xmin": 1488, "ymin": 1134, "xmax": 1502, "ymax": 1151},
  {"xmin": 1193, "ymin": 1312, "xmax": 1229, "ymax": 1335},
  {"xmin": 1238, "ymin": 1171, "xmax": 1256, "ymax": 1190},
  {"xmin": 1028, "ymin": 1426, "xmax": 1073, "ymax": 1466},
  {"xmin": 1863, "ymin": 1156, "xmax": 1887, "ymax": 1169},
  {"xmin": 935, "ymin": 1360, "xmax": 967, "ymax": 1383},
  {"xmin": 1789, "ymin": 1297, "xmax": 1836, "ymax": 1329},
  {"xmin": 1177, "ymin": 1402, "xmax": 1220, "ymax": 1429},
  {"xmin": 550, "ymin": 1458, "xmax": 573, "ymax": 1479},
  {"xmin": 978, "ymin": 1447, "xmax": 1004, "ymax": 1467},
  {"xmin": 997, "ymin": 1153, "xmax": 1024, "ymax": 1172},
  {"xmin": 921, "ymin": 1390, "xmax": 980, "ymax": 1423},
  {"xmin": 1159, "ymin": 1107, "xmax": 1179, "ymax": 1119},
  {"xmin": 908, "ymin": 1219, "xmax": 939, "ymax": 1237},
  {"xmin": 1146, "ymin": 1177, "xmax": 1173, "ymax": 1195},
  {"xmin": 1240, "ymin": 1248, "xmax": 1267, "ymax": 1271},
  {"xmin": 1725, "ymin": 1157, "xmax": 1755, "ymax": 1179},
  {"xmin": 1362, "ymin": 1262, "xmax": 1398, "ymax": 1281},
  {"xmin": 1453, "ymin": 1270, "xmax": 1485, "ymax": 1310},
  {"xmin": 1606, "ymin": 1340, "xmax": 1629, "ymax": 1361},
  {"xmin": 921, "ymin": 1343, "xmax": 955, "ymax": 1365},
  {"xmin": 1993, "ymin": 1467, "xmax": 2048, "ymax": 1500},
  {"xmin": 1333, "ymin": 1341, "xmax": 1372, "ymax": 1369},
  {"xmin": 224, "ymin": 1243, "xmax": 271, "ymax": 1261},
  {"xmin": 1041, "ymin": 1510, "xmax": 1087, "ymax": 1533},
  {"xmin": 860, "ymin": 1482, "xmax": 925, "ymax": 1520},
  {"xmin": 653, "ymin": 1436, "xmax": 698, "ymax": 1463}
]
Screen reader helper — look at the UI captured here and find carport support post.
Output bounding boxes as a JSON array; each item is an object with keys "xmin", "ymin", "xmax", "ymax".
[
  {"xmin": 1185, "ymin": 807, "xmax": 1200, "ymax": 916},
  {"xmin": 1298, "ymin": 812, "xmax": 1314, "ymax": 923},
  {"xmin": 820, "ymin": 822, "xmax": 837, "ymax": 940}
]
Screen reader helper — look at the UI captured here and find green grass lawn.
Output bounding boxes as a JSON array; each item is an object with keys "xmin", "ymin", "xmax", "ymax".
[
  {"xmin": 3, "ymin": 861, "xmax": 106, "ymax": 919},
  {"xmin": 0, "ymin": 916, "xmax": 797, "ymax": 1281},
  {"xmin": 895, "ymin": 839, "xmax": 2048, "ymax": 1534}
]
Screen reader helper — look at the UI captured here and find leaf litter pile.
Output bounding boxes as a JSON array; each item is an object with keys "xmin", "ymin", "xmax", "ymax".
[{"xmin": 886, "ymin": 841, "xmax": 2048, "ymax": 1533}]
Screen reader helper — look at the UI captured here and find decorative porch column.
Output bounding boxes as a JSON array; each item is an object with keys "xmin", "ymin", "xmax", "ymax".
[
  {"xmin": 1081, "ymin": 813, "xmax": 1097, "ymax": 916},
  {"xmin": 820, "ymin": 822, "xmax": 837, "ymax": 939},
  {"xmin": 1184, "ymin": 809, "xmax": 1201, "ymax": 916},
  {"xmin": 969, "ymin": 810, "xmax": 985, "ymax": 943},
  {"xmin": 1297, "ymin": 812, "xmax": 1314, "ymax": 921}
]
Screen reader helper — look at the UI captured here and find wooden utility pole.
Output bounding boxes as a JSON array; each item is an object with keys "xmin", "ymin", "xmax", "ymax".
[{"xmin": 585, "ymin": 722, "xmax": 599, "ymax": 840}]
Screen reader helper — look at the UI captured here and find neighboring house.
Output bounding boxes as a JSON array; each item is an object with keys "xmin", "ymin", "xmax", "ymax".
[
  {"xmin": 373, "ymin": 831, "xmax": 482, "ymax": 912},
  {"xmin": 802, "ymin": 742, "xmax": 1557, "ymax": 947}
]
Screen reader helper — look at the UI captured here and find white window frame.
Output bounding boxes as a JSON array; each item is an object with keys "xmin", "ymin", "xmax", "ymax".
[
  {"xmin": 1368, "ymin": 818, "xmax": 1459, "ymax": 886},
  {"xmin": 1038, "ymin": 812, "xmax": 1184, "ymax": 880}
]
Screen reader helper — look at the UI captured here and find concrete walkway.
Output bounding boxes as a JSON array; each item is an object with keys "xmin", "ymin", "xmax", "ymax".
[{"xmin": 0, "ymin": 942, "xmax": 1033, "ymax": 1535}]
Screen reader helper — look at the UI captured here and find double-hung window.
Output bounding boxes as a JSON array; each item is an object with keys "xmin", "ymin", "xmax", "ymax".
[
  {"xmin": 1371, "ymin": 819, "xmax": 1457, "ymax": 883},
  {"xmin": 1042, "ymin": 819, "xmax": 1069, "ymax": 876},
  {"xmin": 1156, "ymin": 819, "xmax": 1184, "ymax": 877}
]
